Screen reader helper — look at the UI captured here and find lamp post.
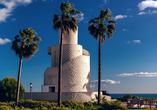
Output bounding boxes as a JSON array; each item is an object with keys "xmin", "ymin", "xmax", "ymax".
[{"xmin": 30, "ymin": 83, "xmax": 32, "ymax": 100}]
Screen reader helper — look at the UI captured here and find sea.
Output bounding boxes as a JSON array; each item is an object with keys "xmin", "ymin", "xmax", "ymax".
[{"xmin": 109, "ymin": 94, "xmax": 157, "ymax": 99}]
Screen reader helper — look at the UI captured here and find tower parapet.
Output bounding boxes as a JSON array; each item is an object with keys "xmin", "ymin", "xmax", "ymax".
[{"xmin": 59, "ymin": 27, "xmax": 78, "ymax": 44}]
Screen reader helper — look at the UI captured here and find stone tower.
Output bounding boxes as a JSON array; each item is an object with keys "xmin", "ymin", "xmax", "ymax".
[{"xmin": 42, "ymin": 27, "xmax": 90, "ymax": 92}]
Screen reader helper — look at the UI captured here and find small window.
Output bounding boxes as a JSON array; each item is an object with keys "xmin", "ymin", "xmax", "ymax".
[{"xmin": 49, "ymin": 87, "xmax": 55, "ymax": 92}]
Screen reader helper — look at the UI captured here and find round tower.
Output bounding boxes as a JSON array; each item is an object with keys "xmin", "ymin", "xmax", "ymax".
[{"xmin": 43, "ymin": 27, "xmax": 90, "ymax": 92}]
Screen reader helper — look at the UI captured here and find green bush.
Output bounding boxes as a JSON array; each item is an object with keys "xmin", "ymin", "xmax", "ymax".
[
  {"xmin": 0, "ymin": 99, "xmax": 128, "ymax": 110},
  {"xmin": 62, "ymin": 100, "xmax": 79, "ymax": 109},
  {"xmin": 0, "ymin": 77, "xmax": 25, "ymax": 102},
  {"xmin": 100, "ymin": 100, "xmax": 128, "ymax": 110},
  {"xmin": 110, "ymin": 100, "xmax": 122, "ymax": 106},
  {"xmin": 0, "ymin": 102, "xmax": 7, "ymax": 106},
  {"xmin": 18, "ymin": 99, "xmax": 58, "ymax": 109},
  {"xmin": 8, "ymin": 102, "xmax": 17, "ymax": 108},
  {"xmin": 33, "ymin": 108, "xmax": 39, "ymax": 110},
  {"xmin": 14, "ymin": 106, "xmax": 20, "ymax": 110},
  {"xmin": 0, "ymin": 105, "xmax": 12, "ymax": 110},
  {"xmin": 84, "ymin": 101, "xmax": 94, "ymax": 109}
]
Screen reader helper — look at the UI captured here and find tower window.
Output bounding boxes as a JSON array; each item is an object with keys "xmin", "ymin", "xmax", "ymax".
[{"xmin": 49, "ymin": 87, "xmax": 55, "ymax": 92}]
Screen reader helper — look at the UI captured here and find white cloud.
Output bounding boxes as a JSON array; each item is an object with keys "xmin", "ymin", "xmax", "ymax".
[
  {"xmin": 127, "ymin": 8, "xmax": 132, "ymax": 11},
  {"xmin": 133, "ymin": 40, "xmax": 141, "ymax": 44},
  {"xmin": 138, "ymin": 10, "xmax": 157, "ymax": 15},
  {"xmin": 0, "ymin": 0, "xmax": 32, "ymax": 23},
  {"xmin": 138, "ymin": 12, "xmax": 147, "ymax": 15},
  {"xmin": 72, "ymin": 13, "xmax": 84, "ymax": 21},
  {"xmin": 127, "ymin": 40, "xmax": 141, "ymax": 44},
  {"xmin": 11, "ymin": 18, "xmax": 16, "ymax": 21},
  {"xmin": 152, "ymin": 10, "xmax": 157, "ymax": 13},
  {"xmin": 127, "ymin": 41, "xmax": 131, "ymax": 44},
  {"xmin": 117, "ymin": 72, "xmax": 157, "ymax": 77},
  {"xmin": 103, "ymin": 0, "xmax": 108, "ymax": 4},
  {"xmin": 0, "ymin": 38, "xmax": 11, "ymax": 45},
  {"xmin": 114, "ymin": 15, "xmax": 127, "ymax": 20},
  {"xmin": 91, "ymin": 79, "xmax": 120, "ymax": 85},
  {"xmin": 123, "ymin": 29, "xmax": 127, "ymax": 31},
  {"xmin": 138, "ymin": 0, "xmax": 157, "ymax": 11},
  {"xmin": 100, "ymin": 0, "xmax": 109, "ymax": 7}
]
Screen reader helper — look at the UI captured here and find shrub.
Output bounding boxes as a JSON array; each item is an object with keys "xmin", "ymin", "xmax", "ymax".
[
  {"xmin": 0, "ymin": 105, "xmax": 12, "ymax": 110},
  {"xmin": 14, "ymin": 106, "xmax": 20, "ymax": 110},
  {"xmin": 19, "ymin": 99, "xmax": 37, "ymax": 108},
  {"xmin": 110, "ymin": 100, "xmax": 122, "ymax": 106},
  {"xmin": 84, "ymin": 101, "xmax": 93, "ymax": 109},
  {"xmin": 41, "ymin": 107, "xmax": 47, "ymax": 110},
  {"xmin": 62, "ymin": 100, "xmax": 78, "ymax": 109},
  {"xmin": 101, "ymin": 101, "xmax": 128, "ymax": 110},
  {"xmin": 8, "ymin": 102, "xmax": 17, "ymax": 108},
  {"xmin": 33, "ymin": 108, "xmax": 39, "ymax": 110},
  {"xmin": 0, "ymin": 77, "xmax": 25, "ymax": 102},
  {"xmin": 0, "ymin": 102, "xmax": 7, "ymax": 106}
]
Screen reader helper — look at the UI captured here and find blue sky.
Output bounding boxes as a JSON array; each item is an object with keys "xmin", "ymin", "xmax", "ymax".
[{"xmin": 1, "ymin": 0, "xmax": 157, "ymax": 93}]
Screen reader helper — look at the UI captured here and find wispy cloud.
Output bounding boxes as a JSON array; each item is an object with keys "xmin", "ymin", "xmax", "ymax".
[
  {"xmin": 133, "ymin": 40, "xmax": 141, "ymax": 43},
  {"xmin": 102, "ymin": 0, "xmax": 108, "ymax": 4},
  {"xmin": 123, "ymin": 29, "xmax": 127, "ymax": 31},
  {"xmin": 117, "ymin": 72, "xmax": 157, "ymax": 77},
  {"xmin": 114, "ymin": 15, "xmax": 127, "ymax": 20},
  {"xmin": 91, "ymin": 79, "xmax": 120, "ymax": 86},
  {"xmin": 0, "ymin": 38, "xmax": 11, "ymax": 45},
  {"xmin": 11, "ymin": 18, "xmax": 16, "ymax": 21},
  {"xmin": 127, "ymin": 8, "xmax": 132, "ymax": 11},
  {"xmin": 100, "ymin": 0, "xmax": 109, "ymax": 7},
  {"xmin": 138, "ymin": 0, "xmax": 157, "ymax": 11},
  {"xmin": 151, "ymin": 10, "xmax": 157, "ymax": 13},
  {"xmin": 90, "ymin": 85, "xmax": 95, "ymax": 88},
  {"xmin": 0, "ymin": 0, "xmax": 32, "ymax": 23},
  {"xmin": 138, "ymin": 12, "xmax": 147, "ymax": 15},
  {"xmin": 127, "ymin": 40, "xmax": 141, "ymax": 44},
  {"xmin": 72, "ymin": 13, "xmax": 84, "ymax": 21},
  {"xmin": 127, "ymin": 41, "xmax": 131, "ymax": 44},
  {"xmin": 138, "ymin": 10, "xmax": 157, "ymax": 15}
]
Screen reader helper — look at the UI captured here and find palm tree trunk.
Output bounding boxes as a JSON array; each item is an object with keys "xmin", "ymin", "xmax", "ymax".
[
  {"xmin": 16, "ymin": 49, "xmax": 23, "ymax": 104},
  {"xmin": 98, "ymin": 37, "xmax": 101, "ymax": 105},
  {"xmin": 58, "ymin": 31, "xmax": 63, "ymax": 107}
]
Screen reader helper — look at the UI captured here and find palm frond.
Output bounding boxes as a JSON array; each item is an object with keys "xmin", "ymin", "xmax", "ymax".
[
  {"xmin": 12, "ymin": 28, "xmax": 41, "ymax": 59},
  {"xmin": 108, "ymin": 20, "xmax": 117, "ymax": 25},
  {"xmin": 88, "ymin": 9, "xmax": 117, "ymax": 43},
  {"xmin": 53, "ymin": 2, "xmax": 82, "ymax": 36}
]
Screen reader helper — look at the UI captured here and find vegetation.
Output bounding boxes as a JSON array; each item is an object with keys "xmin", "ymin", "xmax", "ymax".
[
  {"xmin": 11, "ymin": 27, "xmax": 41, "ymax": 104},
  {"xmin": 0, "ymin": 99, "xmax": 128, "ymax": 110},
  {"xmin": 52, "ymin": 1, "xmax": 82, "ymax": 107},
  {"xmin": 88, "ymin": 9, "xmax": 117, "ymax": 105},
  {"xmin": 117, "ymin": 94, "xmax": 156, "ymax": 102},
  {"xmin": 117, "ymin": 94, "xmax": 134, "ymax": 102},
  {"xmin": 0, "ymin": 77, "xmax": 25, "ymax": 102}
]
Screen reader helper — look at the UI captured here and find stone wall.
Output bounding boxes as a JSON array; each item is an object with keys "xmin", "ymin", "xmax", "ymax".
[{"xmin": 24, "ymin": 92, "xmax": 111, "ymax": 102}]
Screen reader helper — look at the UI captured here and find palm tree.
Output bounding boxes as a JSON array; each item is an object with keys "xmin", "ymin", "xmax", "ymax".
[
  {"xmin": 11, "ymin": 28, "xmax": 41, "ymax": 104},
  {"xmin": 52, "ymin": 2, "xmax": 82, "ymax": 107},
  {"xmin": 88, "ymin": 9, "xmax": 117, "ymax": 105}
]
